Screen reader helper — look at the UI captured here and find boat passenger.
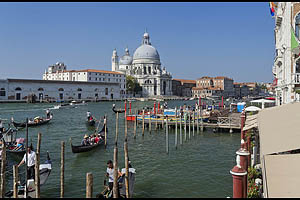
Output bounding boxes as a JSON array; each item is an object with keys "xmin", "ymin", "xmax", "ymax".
[
  {"xmin": 17, "ymin": 146, "xmax": 36, "ymax": 180},
  {"xmin": 14, "ymin": 141, "xmax": 24, "ymax": 151},
  {"xmin": 94, "ymin": 135, "xmax": 100, "ymax": 144},
  {"xmin": 81, "ymin": 134, "xmax": 89, "ymax": 146},
  {"xmin": 106, "ymin": 160, "xmax": 122, "ymax": 191},
  {"xmin": 87, "ymin": 111, "xmax": 91, "ymax": 120}
]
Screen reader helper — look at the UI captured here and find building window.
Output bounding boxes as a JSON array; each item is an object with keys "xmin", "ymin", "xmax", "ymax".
[
  {"xmin": 38, "ymin": 88, "xmax": 44, "ymax": 91},
  {"xmin": 108, "ymin": 78, "xmax": 110, "ymax": 81},
  {"xmin": 95, "ymin": 78, "xmax": 97, "ymax": 81},
  {"xmin": 296, "ymin": 13, "xmax": 300, "ymax": 40},
  {"xmin": 105, "ymin": 88, "xmax": 108, "ymax": 95},
  {"xmin": 89, "ymin": 77, "xmax": 91, "ymax": 81},
  {"xmin": 0, "ymin": 88, "xmax": 5, "ymax": 96},
  {"xmin": 58, "ymin": 88, "xmax": 64, "ymax": 91},
  {"xmin": 15, "ymin": 87, "xmax": 22, "ymax": 91},
  {"xmin": 77, "ymin": 88, "xmax": 82, "ymax": 91}
]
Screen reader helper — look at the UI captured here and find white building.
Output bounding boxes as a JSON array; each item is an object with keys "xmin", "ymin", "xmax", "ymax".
[
  {"xmin": 0, "ymin": 78, "xmax": 122, "ymax": 102},
  {"xmin": 272, "ymin": 2, "xmax": 300, "ymax": 105},
  {"xmin": 111, "ymin": 32, "xmax": 173, "ymax": 97},
  {"xmin": 43, "ymin": 62, "xmax": 126, "ymax": 98}
]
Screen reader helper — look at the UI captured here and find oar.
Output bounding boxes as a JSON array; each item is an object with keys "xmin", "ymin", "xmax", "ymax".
[{"xmin": 95, "ymin": 116, "xmax": 102, "ymax": 133}]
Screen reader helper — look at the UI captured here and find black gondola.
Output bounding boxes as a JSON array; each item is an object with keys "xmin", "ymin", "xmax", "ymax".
[
  {"xmin": 112, "ymin": 104, "xmax": 125, "ymax": 113},
  {"xmin": 86, "ymin": 116, "xmax": 96, "ymax": 126},
  {"xmin": 70, "ymin": 125, "xmax": 106, "ymax": 153},
  {"xmin": 11, "ymin": 114, "xmax": 53, "ymax": 128}
]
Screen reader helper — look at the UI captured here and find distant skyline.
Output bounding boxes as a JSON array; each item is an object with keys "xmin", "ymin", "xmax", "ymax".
[{"xmin": 0, "ymin": 2, "xmax": 274, "ymax": 83}]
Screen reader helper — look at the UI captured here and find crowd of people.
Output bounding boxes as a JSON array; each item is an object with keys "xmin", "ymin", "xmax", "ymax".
[{"xmin": 81, "ymin": 132, "xmax": 103, "ymax": 146}]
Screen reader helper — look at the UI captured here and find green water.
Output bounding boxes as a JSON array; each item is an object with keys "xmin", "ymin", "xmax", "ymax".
[{"xmin": 0, "ymin": 100, "xmax": 240, "ymax": 198}]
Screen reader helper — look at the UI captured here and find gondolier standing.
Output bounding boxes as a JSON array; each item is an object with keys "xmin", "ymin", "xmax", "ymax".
[
  {"xmin": 46, "ymin": 109, "xmax": 51, "ymax": 119},
  {"xmin": 17, "ymin": 146, "xmax": 36, "ymax": 180},
  {"xmin": 0, "ymin": 120, "xmax": 4, "ymax": 133},
  {"xmin": 87, "ymin": 111, "xmax": 92, "ymax": 120}
]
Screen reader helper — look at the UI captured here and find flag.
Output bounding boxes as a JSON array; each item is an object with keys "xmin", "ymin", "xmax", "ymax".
[{"xmin": 269, "ymin": 2, "xmax": 275, "ymax": 16}]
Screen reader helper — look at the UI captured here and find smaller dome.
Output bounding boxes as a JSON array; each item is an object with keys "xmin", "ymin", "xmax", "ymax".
[
  {"xmin": 119, "ymin": 55, "xmax": 133, "ymax": 65},
  {"xmin": 144, "ymin": 32, "xmax": 149, "ymax": 38}
]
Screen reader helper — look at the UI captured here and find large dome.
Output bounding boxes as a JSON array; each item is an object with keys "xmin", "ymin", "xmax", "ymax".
[
  {"xmin": 133, "ymin": 44, "xmax": 160, "ymax": 61},
  {"xmin": 119, "ymin": 55, "xmax": 133, "ymax": 65}
]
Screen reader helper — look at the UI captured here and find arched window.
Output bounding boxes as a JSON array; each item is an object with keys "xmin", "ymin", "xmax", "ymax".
[
  {"xmin": 58, "ymin": 88, "xmax": 64, "ymax": 91},
  {"xmin": 0, "ymin": 88, "xmax": 5, "ymax": 96},
  {"xmin": 295, "ymin": 13, "xmax": 300, "ymax": 40},
  {"xmin": 38, "ymin": 88, "xmax": 44, "ymax": 91},
  {"xmin": 15, "ymin": 87, "xmax": 22, "ymax": 91},
  {"xmin": 94, "ymin": 88, "xmax": 98, "ymax": 92},
  {"xmin": 77, "ymin": 88, "xmax": 82, "ymax": 91}
]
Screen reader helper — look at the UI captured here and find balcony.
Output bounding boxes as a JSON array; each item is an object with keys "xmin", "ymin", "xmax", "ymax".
[
  {"xmin": 276, "ymin": 15, "xmax": 283, "ymax": 27},
  {"xmin": 292, "ymin": 73, "xmax": 300, "ymax": 84}
]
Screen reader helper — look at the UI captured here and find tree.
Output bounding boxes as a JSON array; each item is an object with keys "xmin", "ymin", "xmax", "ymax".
[{"xmin": 126, "ymin": 75, "xmax": 142, "ymax": 95}]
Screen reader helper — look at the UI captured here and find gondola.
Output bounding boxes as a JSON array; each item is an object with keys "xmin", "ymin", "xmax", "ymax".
[
  {"xmin": 70, "ymin": 125, "xmax": 106, "ymax": 154},
  {"xmin": 5, "ymin": 151, "xmax": 52, "ymax": 198},
  {"xmin": 11, "ymin": 114, "xmax": 53, "ymax": 128},
  {"xmin": 112, "ymin": 104, "xmax": 125, "ymax": 113},
  {"xmin": 86, "ymin": 116, "xmax": 96, "ymax": 126}
]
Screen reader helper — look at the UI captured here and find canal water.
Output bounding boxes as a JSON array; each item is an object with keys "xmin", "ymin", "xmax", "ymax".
[{"xmin": 0, "ymin": 100, "xmax": 240, "ymax": 198}]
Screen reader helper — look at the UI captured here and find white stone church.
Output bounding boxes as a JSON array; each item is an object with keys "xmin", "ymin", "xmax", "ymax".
[{"xmin": 111, "ymin": 32, "xmax": 172, "ymax": 97}]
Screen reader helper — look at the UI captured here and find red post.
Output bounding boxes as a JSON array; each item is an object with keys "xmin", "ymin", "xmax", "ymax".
[
  {"xmin": 129, "ymin": 101, "xmax": 132, "ymax": 115},
  {"xmin": 125, "ymin": 101, "xmax": 127, "ymax": 115},
  {"xmin": 236, "ymin": 148, "xmax": 250, "ymax": 198},
  {"xmin": 154, "ymin": 102, "xmax": 156, "ymax": 115},
  {"xmin": 158, "ymin": 102, "xmax": 160, "ymax": 114},
  {"xmin": 240, "ymin": 112, "xmax": 246, "ymax": 141},
  {"xmin": 199, "ymin": 97, "xmax": 201, "ymax": 109},
  {"xmin": 230, "ymin": 155, "xmax": 247, "ymax": 198}
]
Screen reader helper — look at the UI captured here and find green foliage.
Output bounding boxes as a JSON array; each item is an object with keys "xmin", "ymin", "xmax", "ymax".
[
  {"xmin": 126, "ymin": 75, "xmax": 142, "ymax": 94},
  {"xmin": 247, "ymin": 167, "xmax": 262, "ymax": 198}
]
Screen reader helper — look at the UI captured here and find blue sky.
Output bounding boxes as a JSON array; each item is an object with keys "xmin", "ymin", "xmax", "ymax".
[{"xmin": 0, "ymin": 2, "xmax": 274, "ymax": 83}]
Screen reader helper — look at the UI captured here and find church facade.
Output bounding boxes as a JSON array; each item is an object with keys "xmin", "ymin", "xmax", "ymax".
[{"xmin": 111, "ymin": 32, "xmax": 172, "ymax": 97}]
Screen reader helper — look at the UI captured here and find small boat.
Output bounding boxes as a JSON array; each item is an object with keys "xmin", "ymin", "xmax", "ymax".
[
  {"xmin": 112, "ymin": 104, "xmax": 125, "ymax": 113},
  {"xmin": 86, "ymin": 116, "xmax": 96, "ymax": 126},
  {"xmin": 6, "ymin": 138, "xmax": 26, "ymax": 157},
  {"xmin": 11, "ymin": 114, "xmax": 53, "ymax": 128},
  {"xmin": 5, "ymin": 151, "xmax": 52, "ymax": 198},
  {"xmin": 70, "ymin": 100, "xmax": 87, "ymax": 106},
  {"xmin": 70, "ymin": 125, "xmax": 106, "ymax": 154}
]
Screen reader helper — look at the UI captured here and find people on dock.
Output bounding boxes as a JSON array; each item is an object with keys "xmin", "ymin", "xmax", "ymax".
[
  {"xmin": 106, "ymin": 160, "xmax": 122, "ymax": 191},
  {"xmin": 17, "ymin": 146, "xmax": 36, "ymax": 180}
]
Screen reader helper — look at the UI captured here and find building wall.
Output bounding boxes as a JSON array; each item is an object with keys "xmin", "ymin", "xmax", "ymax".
[{"xmin": 0, "ymin": 79, "xmax": 121, "ymax": 101}]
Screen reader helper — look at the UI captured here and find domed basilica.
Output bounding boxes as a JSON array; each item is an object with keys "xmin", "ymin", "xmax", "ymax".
[{"xmin": 111, "ymin": 32, "xmax": 172, "ymax": 97}]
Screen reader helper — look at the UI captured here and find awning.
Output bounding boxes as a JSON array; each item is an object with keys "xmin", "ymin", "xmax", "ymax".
[
  {"xmin": 258, "ymin": 102, "xmax": 300, "ymax": 156},
  {"xmin": 263, "ymin": 154, "xmax": 300, "ymax": 197},
  {"xmin": 243, "ymin": 114, "xmax": 258, "ymax": 131},
  {"xmin": 251, "ymin": 99, "xmax": 275, "ymax": 103},
  {"xmin": 245, "ymin": 106, "xmax": 261, "ymax": 112}
]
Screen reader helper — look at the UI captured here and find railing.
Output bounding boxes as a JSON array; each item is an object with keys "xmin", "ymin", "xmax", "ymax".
[{"xmin": 217, "ymin": 117, "xmax": 241, "ymax": 128}]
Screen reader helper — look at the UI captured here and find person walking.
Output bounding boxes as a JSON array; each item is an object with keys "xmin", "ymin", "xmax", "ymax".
[{"xmin": 17, "ymin": 146, "xmax": 36, "ymax": 180}]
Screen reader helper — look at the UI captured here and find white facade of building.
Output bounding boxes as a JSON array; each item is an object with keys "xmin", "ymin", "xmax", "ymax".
[
  {"xmin": 111, "ymin": 32, "xmax": 173, "ymax": 97},
  {"xmin": 0, "ymin": 79, "xmax": 121, "ymax": 101},
  {"xmin": 42, "ymin": 62, "xmax": 126, "ymax": 98},
  {"xmin": 273, "ymin": 2, "xmax": 300, "ymax": 105}
]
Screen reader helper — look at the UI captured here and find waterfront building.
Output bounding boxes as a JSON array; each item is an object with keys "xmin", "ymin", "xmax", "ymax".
[
  {"xmin": 0, "ymin": 78, "xmax": 121, "ymax": 102},
  {"xmin": 172, "ymin": 79, "xmax": 196, "ymax": 97},
  {"xmin": 233, "ymin": 83, "xmax": 250, "ymax": 99},
  {"xmin": 42, "ymin": 62, "xmax": 126, "ymax": 99},
  {"xmin": 192, "ymin": 76, "xmax": 234, "ymax": 98},
  {"xmin": 272, "ymin": 2, "xmax": 300, "ymax": 105},
  {"xmin": 111, "ymin": 31, "xmax": 173, "ymax": 97}
]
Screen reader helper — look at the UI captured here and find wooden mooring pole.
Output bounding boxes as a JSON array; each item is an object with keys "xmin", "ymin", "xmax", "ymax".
[
  {"xmin": 200, "ymin": 109, "xmax": 204, "ymax": 132},
  {"xmin": 149, "ymin": 114, "xmax": 151, "ymax": 134},
  {"xmin": 134, "ymin": 110, "xmax": 137, "ymax": 139},
  {"xmin": 104, "ymin": 115, "xmax": 107, "ymax": 149},
  {"xmin": 13, "ymin": 165, "xmax": 18, "ymax": 198},
  {"xmin": 0, "ymin": 143, "xmax": 6, "ymax": 198},
  {"xmin": 166, "ymin": 115, "xmax": 169, "ymax": 154},
  {"xmin": 60, "ymin": 141, "xmax": 65, "ymax": 198},
  {"xmin": 35, "ymin": 133, "xmax": 42, "ymax": 198},
  {"xmin": 180, "ymin": 114, "xmax": 183, "ymax": 145},
  {"xmin": 113, "ymin": 112, "xmax": 119, "ymax": 198},
  {"xmin": 193, "ymin": 110, "xmax": 195, "ymax": 137},
  {"xmin": 188, "ymin": 111, "xmax": 191, "ymax": 140},
  {"xmin": 86, "ymin": 172, "xmax": 93, "ymax": 198},
  {"xmin": 25, "ymin": 118, "xmax": 28, "ymax": 198},
  {"xmin": 175, "ymin": 107, "xmax": 178, "ymax": 149},
  {"xmin": 124, "ymin": 140, "xmax": 129, "ymax": 198},
  {"xmin": 197, "ymin": 108, "xmax": 199, "ymax": 134},
  {"xmin": 184, "ymin": 112, "xmax": 187, "ymax": 141},
  {"xmin": 142, "ymin": 109, "xmax": 145, "ymax": 136}
]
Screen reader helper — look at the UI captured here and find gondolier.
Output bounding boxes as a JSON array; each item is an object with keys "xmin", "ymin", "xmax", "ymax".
[
  {"xmin": 87, "ymin": 111, "xmax": 91, "ymax": 120},
  {"xmin": 17, "ymin": 146, "xmax": 36, "ymax": 180},
  {"xmin": 0, "ymin": 120, "xmax": 4, "ymax": 133},
  {"xmin": 46, "ymin": 109, "xmax": 51, "ymax": 119}
]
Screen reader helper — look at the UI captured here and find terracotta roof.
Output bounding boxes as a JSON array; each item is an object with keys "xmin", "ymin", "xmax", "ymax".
[
  {"xmin": 192, "ymin": 87, "xmax": 222, "ymax": 91},
  {"xmin": 173, "ymin": 79, "xmax": 196, "ymax": 84}
]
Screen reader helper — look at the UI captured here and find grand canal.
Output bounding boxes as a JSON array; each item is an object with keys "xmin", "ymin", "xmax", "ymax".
[{"xmin": 0, "ymin": 100, "xmax": 240, "ymax": 198}]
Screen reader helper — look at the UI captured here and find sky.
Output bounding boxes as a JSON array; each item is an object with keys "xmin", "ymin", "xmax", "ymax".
[{"xmin": 0, "ymin": 2, "xmax": 275, "ymax": 83}]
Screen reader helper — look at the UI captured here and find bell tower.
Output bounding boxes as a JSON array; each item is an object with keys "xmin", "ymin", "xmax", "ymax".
[{"xmin": 112, "ymin": 48, "xmax": 119, "ymax": 71}]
